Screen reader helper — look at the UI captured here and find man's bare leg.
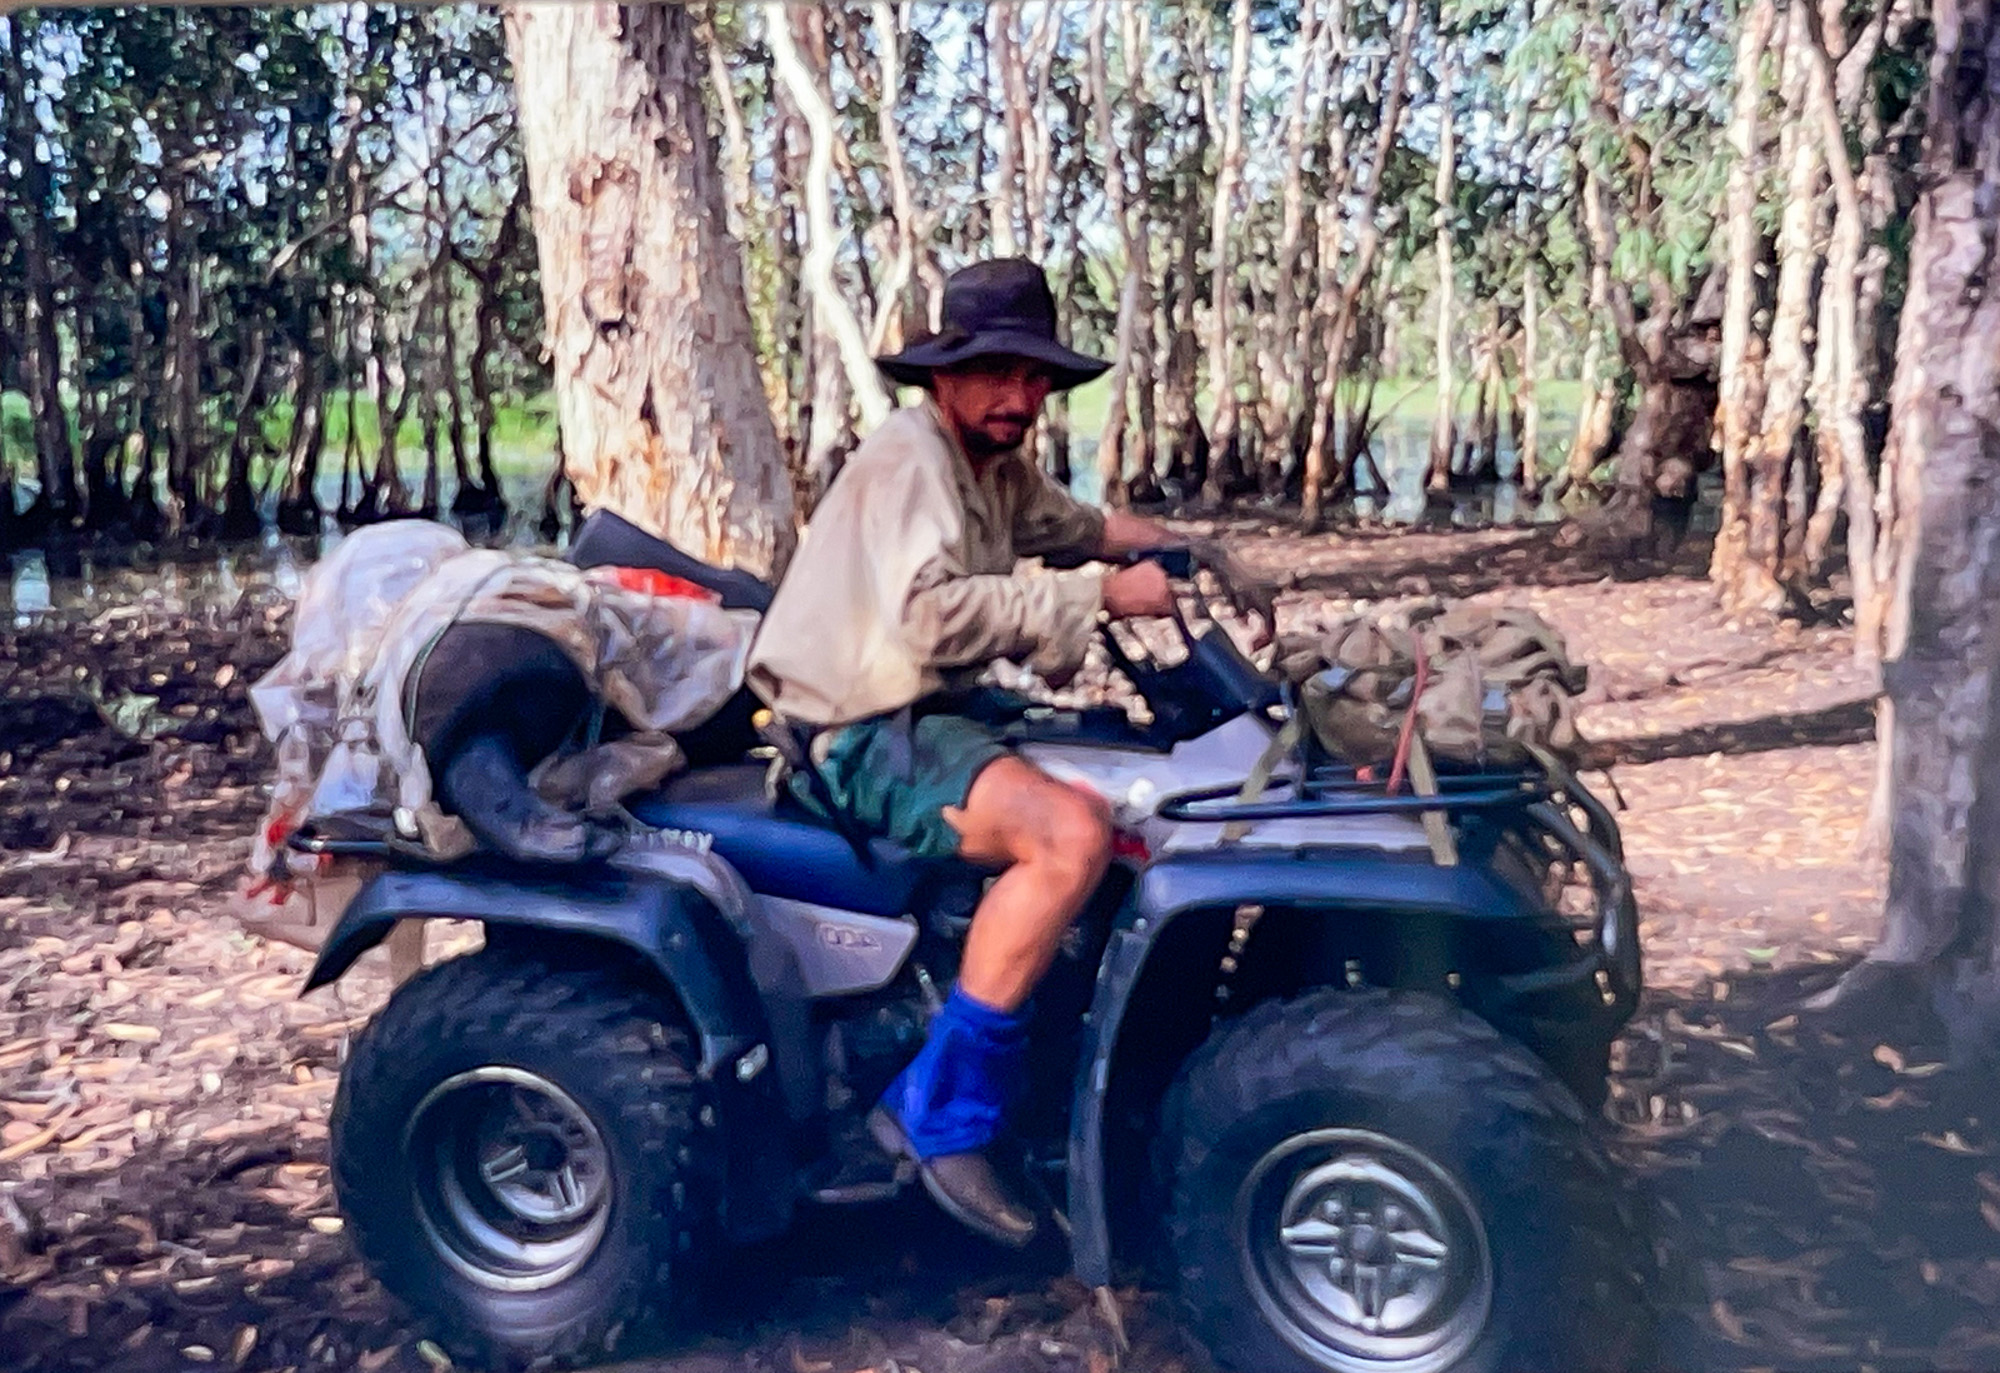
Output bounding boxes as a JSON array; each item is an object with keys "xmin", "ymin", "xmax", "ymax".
[
  {"xmin": 944, "ymin": 756, "xmax": 1114, "ymax": 1011},
  {"xmin": 869, "ymin": 755, "xmax": 1112, "ymax": 1245}
]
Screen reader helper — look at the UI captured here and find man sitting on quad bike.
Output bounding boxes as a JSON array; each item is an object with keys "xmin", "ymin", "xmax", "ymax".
[{"xmin": 751, "ymin": 257, "xmax": 1252, "ymax": 1246}]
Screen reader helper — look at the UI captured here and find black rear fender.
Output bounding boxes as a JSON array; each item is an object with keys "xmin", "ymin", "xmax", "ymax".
[
  {"xmin": 306, "ymin": 867, "xmax": 768, "ymax": 1078},
  {"xmin": 305, "ymin": 865, "xmax": 800, "ymax": 1243}
]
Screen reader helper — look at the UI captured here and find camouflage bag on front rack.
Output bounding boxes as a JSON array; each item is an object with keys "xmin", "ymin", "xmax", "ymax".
[
  {"xmin": 1279, "ymin": 600, "xmax": 1589, "ymax": 772},
  {"xmin": 1271, "ymin": 601, "xmax": 1591, "ymax": 862}
]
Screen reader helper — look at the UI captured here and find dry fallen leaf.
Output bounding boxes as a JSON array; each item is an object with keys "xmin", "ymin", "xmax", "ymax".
[
  {"xmin": 0, "ymin": 1105, "xmax": 80, "ymax": 1164},
  {"xmin": 103, "ymin": 1023, "xmax": 161, "ymax": 1044}
]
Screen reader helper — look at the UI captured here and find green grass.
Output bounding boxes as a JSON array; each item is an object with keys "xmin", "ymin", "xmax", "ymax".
[
  {"xmin": 260, "ymin": 391, "xmax": 559, "ymax": 478},
  {"xmin": 0, "ymin": 391, "xmax": 33, "ymax": 458}
]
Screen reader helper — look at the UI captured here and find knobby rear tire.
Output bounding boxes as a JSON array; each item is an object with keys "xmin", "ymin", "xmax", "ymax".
[{"xmin": 331, "ymin": 948, "xmax": 707, "ymax": 1370}]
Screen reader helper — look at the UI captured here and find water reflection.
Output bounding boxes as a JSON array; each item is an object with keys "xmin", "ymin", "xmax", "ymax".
[
  {"xmin": 7, "ymin": 532, "xmax": 316, "ymax": 627},
  {"xmin": 4, "ymin": 504, "xmax": 558, "ymax": 626},
  {"xmin": 1068, "ymin": 417, "xmax": 1576, "ymax": 528},
  {"xmin": 11, "ymin": 417, "xmax": 1581, "ymax": 623}
]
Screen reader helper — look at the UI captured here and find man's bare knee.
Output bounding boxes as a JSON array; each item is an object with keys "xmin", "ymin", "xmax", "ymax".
[
  {"xmin": 1023, "ymin": 784, "xmax": 1112, "ymax": 883},
  {"xmin": 950, "ymin": 759, "xmax": 1111, "ymax": 879}
]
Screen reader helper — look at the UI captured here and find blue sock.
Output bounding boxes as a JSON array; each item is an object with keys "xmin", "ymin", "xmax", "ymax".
[{"xmin": 882, "ymin": 986, "xmax": 1031, "ymax": 1159}]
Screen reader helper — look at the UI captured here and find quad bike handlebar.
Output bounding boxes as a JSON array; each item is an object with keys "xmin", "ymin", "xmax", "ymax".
[{"xmin": 1116, "ymin": 543, "xmax": 1278, "ymax": 666}]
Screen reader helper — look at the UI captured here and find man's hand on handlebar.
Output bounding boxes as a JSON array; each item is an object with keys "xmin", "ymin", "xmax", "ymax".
[
  {"xmin": 1101, "ymin": 561, "xmax": 1176, "ymax": 620},
  {"xmin": 1188, "ymin": 538, "xmax": 1280, "ymax": 635}
]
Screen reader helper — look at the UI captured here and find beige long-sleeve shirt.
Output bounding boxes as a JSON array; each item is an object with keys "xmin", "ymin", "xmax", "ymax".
[{"xmin": 748, "ymin": 401, "xmax": 1106, "ymax": 728}]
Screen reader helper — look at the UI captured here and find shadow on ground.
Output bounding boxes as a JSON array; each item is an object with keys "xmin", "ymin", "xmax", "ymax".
[
  {"xmin": 1584, "ymin": 699, "xmax": 1878, "ymax": 769},
  {"xmin": 0, "ymin": 1117, "xmax": 1191, "ymax": 1373},
  {"xmin": 1619, "ymin": 958, "xmax": 2000, "ymax": 1373}
]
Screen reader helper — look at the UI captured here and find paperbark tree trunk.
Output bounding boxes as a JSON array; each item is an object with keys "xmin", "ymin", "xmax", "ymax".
[
  {"xmin": 1199, "ymin": 0, "xmax": 1255, "ymax": 503},
  {"xmin": 987, "ymin": 6, "xmax": 1024, "ymax": 260},
  {"xmin": 1299, "ymin": 0, "xmax": 1419, "ymax": 525},
  {"xmin": 1160, "ymin": 193, "xmax": 1208, "ymax": 495},
  {"xmin": 355, "ymin": 301, "xmax": 412, "ymax": 524},
  {"xmin": 1801, "ymin": 7, "xmax": 1867, "ymax": 584},
  {"xmin": 1710, "ymin": 0, "xmax": 1778, "ymax": 600},
  {"xmin": 1089, "ymin": 4, "xmax": 1152, "ymax": 509},
  {"xmin": 160, "ymin": 186, "xmax": 207, "ymax": 534},
  {"xmin": 1425, "ymin": 55, "xmax": 1459, "ymax": 494},
  {"xmin": 866, "ymin": 0, "xmax": 931, "ymax": 356},
  {"xmin": 1, "ymin": 16, "xmax": 79, "ymax": 530},
  {"xmin": 1739, "ymin": 2, "xmax": 1825, "ymax": 610},
  {"xmin": 1256, "ymin": 0, "xmax": 1330, "ymax": 485},
  {"xmin": 1559, "ymin": 171, "xmax": 1620, "ymax": 493},
  {"xmin": 765, "ymin": 1, "xmax": 892, "ymax": 502},
  {"xmin": 1832, "ymin": 0, "xmax": 2000, "ymax": 1059},
  {"xmin": 278, "ymin": 315, "xmax": 330, "ymax": 535},
  {"xmin": 1020, "ymin": 1, "xmax": 1063, "ymax": 263},
  {"xmin": 1464, "ymin": 321, "xmax": 1501, "ymax": 483},
  {"xmin": 219, "ymin": 325, "xmax": 269, "ymax": 540},
  {"xmin": 506, "ymin": 2, "xmax": 795, "ymax": 577},
  {"xmin": 456, "ymin": 179, "xmax": 526, "ymax": 525},
  {"xmin": 1516, "ymin": 262, "xmax": 1542, "ymax": 497},
  {"xmin": 0, "ymin": 298, "xmax": 15, "ymax": 550}
]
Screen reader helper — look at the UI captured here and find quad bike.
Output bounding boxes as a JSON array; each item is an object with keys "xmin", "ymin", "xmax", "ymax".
[{"xmin": 296, "ymin": 531, "xmax": 1649, "ymax": 1373}]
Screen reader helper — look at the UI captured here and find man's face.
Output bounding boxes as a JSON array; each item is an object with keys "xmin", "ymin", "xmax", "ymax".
[{"xmin": 929, "ymin": 356, "xmax": 1056, "ymax": 458}]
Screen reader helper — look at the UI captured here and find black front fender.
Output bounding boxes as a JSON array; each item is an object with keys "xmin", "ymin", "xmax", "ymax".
[
  {"xmin": 1063, "ymin": 845, "xmax": 1610, "ymax": 1288},
  {"xmin": 305, "ymin": 865, "xmax": 766, "ymax": 1080}
]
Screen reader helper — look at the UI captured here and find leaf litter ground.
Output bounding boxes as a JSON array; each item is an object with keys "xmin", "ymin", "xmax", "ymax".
[{"xmin": 2, "ymin": 525, "xmax": 1991, "ymax": 1373}]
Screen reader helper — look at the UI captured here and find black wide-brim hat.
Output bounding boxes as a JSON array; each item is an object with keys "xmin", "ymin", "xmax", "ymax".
[{"xmin": 876, "ymin": 257, "xmax": 1111, "ymax": 392}]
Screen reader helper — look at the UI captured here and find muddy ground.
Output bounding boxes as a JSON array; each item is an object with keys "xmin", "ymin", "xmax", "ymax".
[{"xmin": 3, "ymin": 524, "xmax": 1997, "ymax": 1373}]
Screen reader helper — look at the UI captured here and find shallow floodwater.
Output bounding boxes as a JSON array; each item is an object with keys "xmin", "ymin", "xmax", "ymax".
[{"xmin": 8, "ymin": 414, "xmax": 1585, "ymax": 625}]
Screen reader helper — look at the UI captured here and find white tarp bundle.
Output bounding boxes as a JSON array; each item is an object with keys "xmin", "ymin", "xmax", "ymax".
[{"xmin": 238, "ymin": 520, "xmax": 757, "ymax": 945}]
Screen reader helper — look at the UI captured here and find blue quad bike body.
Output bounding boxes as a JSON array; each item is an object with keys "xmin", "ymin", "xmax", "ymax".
[{"xmin": 302, "ymin": 530, "xmax": 1650, "ymax": 1373}]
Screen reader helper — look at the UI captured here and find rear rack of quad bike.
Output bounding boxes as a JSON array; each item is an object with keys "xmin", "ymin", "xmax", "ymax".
[{"xmin": 1155, "ymin": 747, "xmax": 1641, "ymax": 1011}]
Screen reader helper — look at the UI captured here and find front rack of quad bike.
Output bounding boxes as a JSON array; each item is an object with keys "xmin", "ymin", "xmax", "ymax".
[
  {"xmin": 1154, "ymin": 724, "xmax": 1641, "ymax": 1012},
  {"xmin": 1155, "ymin": 764, "xmax": 1550, "ymax": 823},
  {"xmin": 1156, "ymin": 668, "xmax": 1623, "ymax": 855}
]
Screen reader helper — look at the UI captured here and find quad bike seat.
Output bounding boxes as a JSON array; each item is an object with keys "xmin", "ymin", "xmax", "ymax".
[
  {"xmin": 566, "ymin": 509, "xmax": 774, "ymax": 612},
  {"xmin": 627, "ymin": 763, "xmax": 957, "ymax": 919}
]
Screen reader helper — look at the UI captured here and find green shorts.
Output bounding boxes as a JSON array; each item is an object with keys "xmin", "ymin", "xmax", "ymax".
[{"xmin": 789, "ymin": 710, "xmax": 1011, "ymax": 860}]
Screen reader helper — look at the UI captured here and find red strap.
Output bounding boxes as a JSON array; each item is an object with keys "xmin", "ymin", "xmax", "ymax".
[
  {"xmin": 1386, "ymin": 636, "xmax": 1430, "ymax": 796},
  {"xmin": 592, "ymin": 566, "xmax": 722, "ymax": 602}
]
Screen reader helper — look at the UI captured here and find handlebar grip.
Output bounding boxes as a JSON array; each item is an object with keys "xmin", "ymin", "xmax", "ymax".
[{"xmin": 1125, "ymin": 546, "xmax": 1197, "ymax": 580}]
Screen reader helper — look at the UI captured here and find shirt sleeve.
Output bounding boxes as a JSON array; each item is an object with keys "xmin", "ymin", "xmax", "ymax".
[
  {"xmin": 902, "ymin": 558, "xmax": 1105, "ymax": 681},
  {"xmin": 1008, "ymin": 458, "xmax": 1108, "ymax": 565}
]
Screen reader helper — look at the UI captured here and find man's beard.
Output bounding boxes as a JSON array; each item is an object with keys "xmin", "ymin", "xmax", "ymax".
[{"xmin": 963, "ymin": 416, "xmax": 1033, "ymax": 457}]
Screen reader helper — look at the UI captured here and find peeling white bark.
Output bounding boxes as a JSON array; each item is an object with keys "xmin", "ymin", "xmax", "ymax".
[{"xmin": 506, "ymin": 3, "xmax": 794, "ymax": 577}]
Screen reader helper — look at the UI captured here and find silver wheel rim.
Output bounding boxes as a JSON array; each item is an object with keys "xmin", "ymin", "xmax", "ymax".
[
  {"xmin": 1234, "ymin": 1128, "xmax": 1492, "ymax": 1373},
  {"xmin": 403, "ymin": 1067, "xmax": 613, "ymax": 1292}
]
